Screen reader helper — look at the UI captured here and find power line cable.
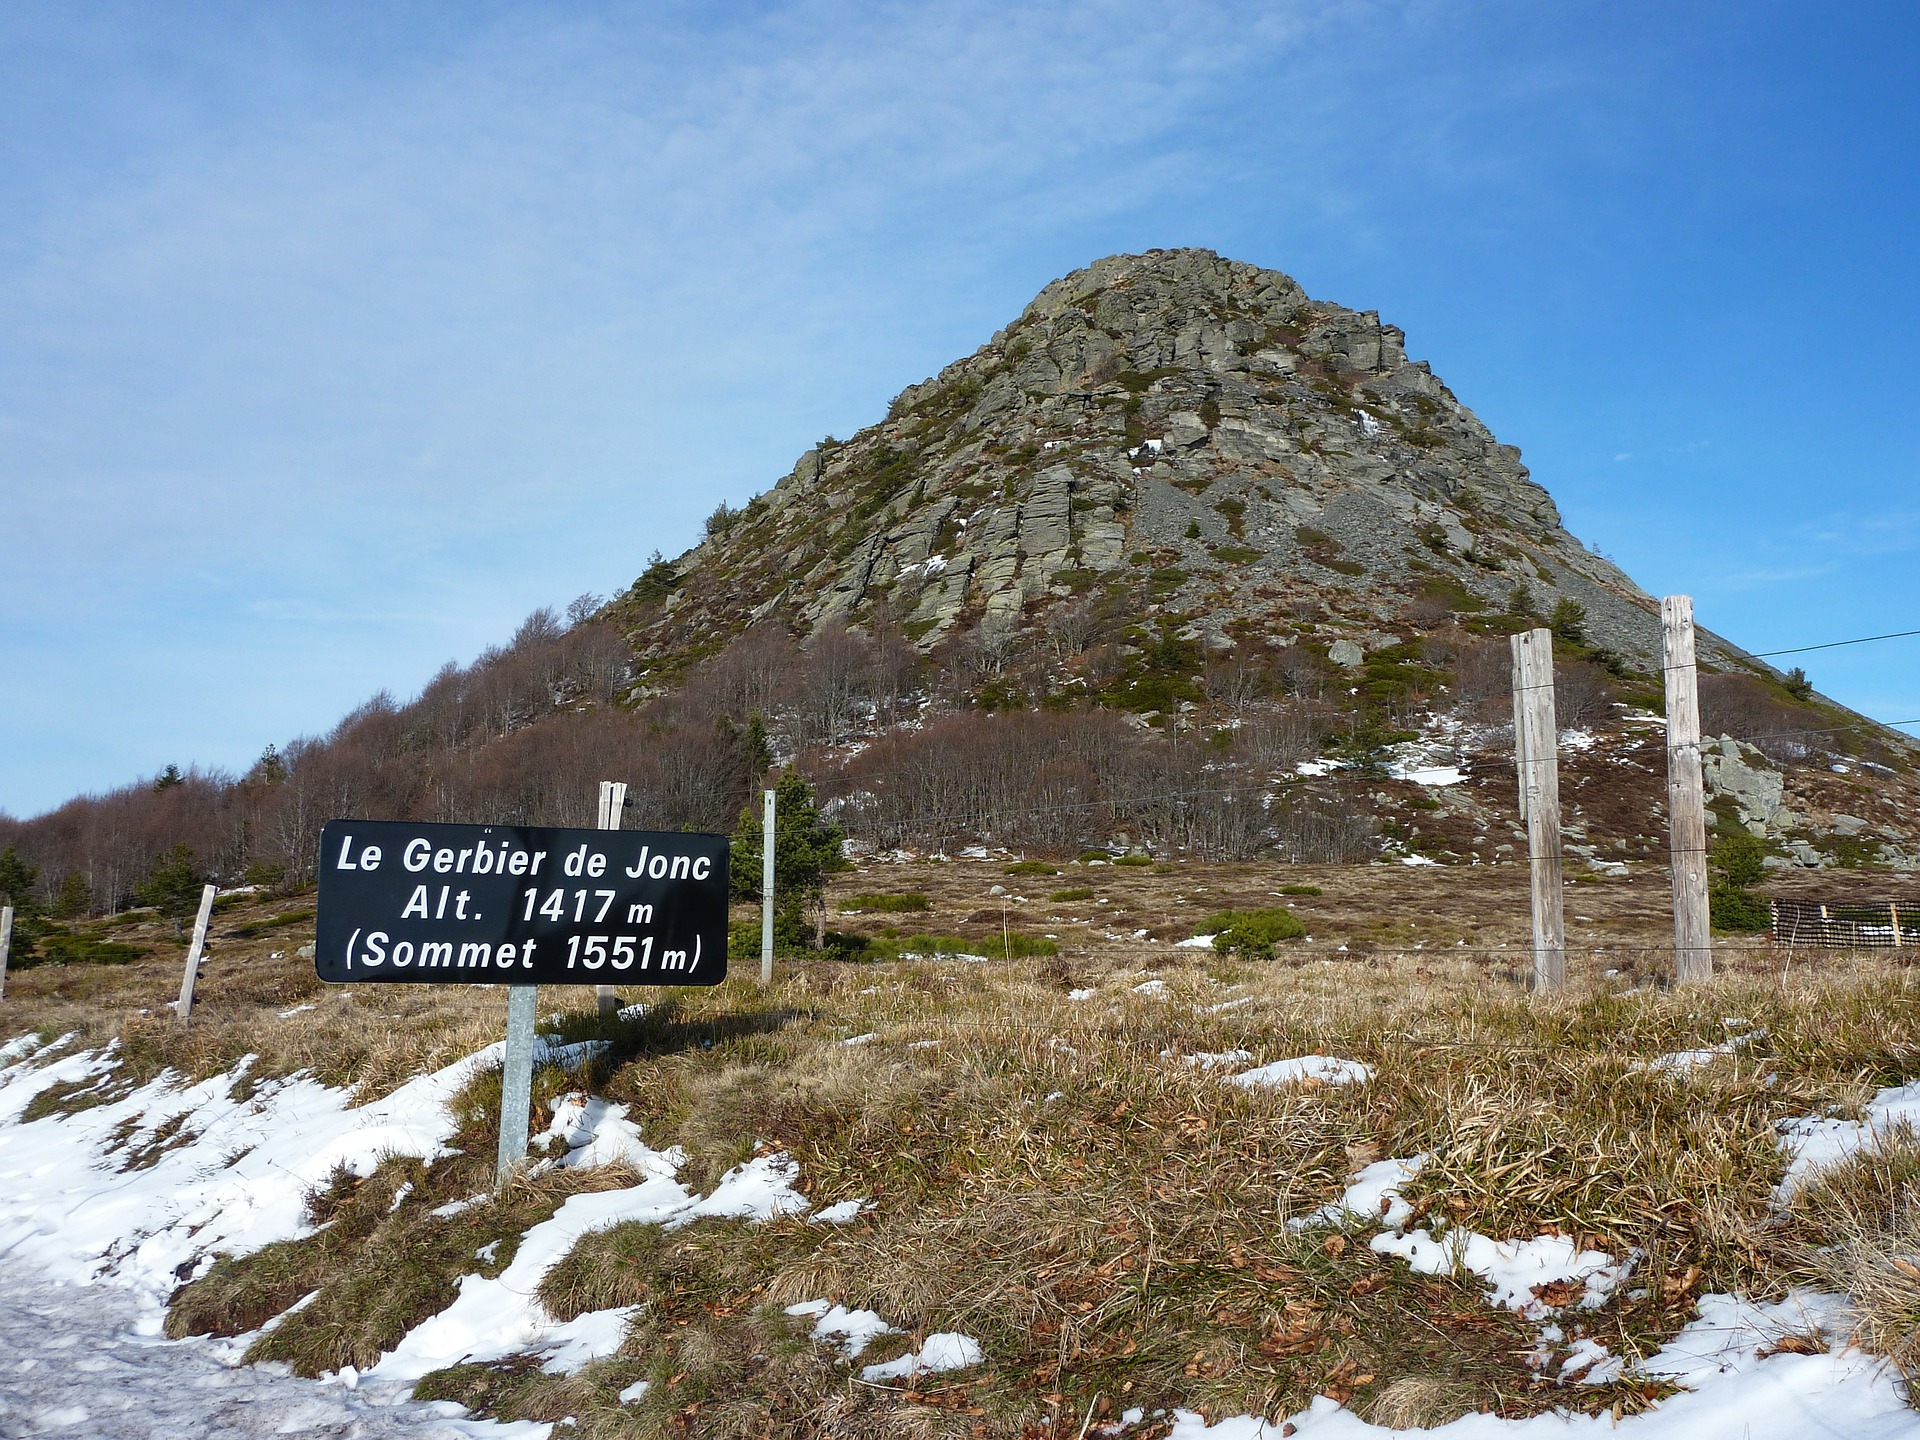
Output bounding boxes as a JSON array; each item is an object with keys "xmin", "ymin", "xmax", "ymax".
[{"xmin": 1752, "ymin": 628, "xmax": 1920, "ymax": 659}]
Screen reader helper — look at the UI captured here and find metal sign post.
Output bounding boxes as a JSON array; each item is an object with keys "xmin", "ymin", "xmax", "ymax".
[
  {"xmin": 311, "ymin": 818, "xmax": 729, "ymax": 1190},
  {"xmin": 497, "ymin": 984, "xmax": 539, "ymax": 1189},
  {"xmin": 175, "ymin": 884, "xmax": 219, "ymax": 1027}
]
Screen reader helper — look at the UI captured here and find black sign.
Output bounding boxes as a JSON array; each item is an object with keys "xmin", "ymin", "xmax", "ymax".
[{"xmin": 314, "ymin": 820, "xmax": 728, "ymax": 986}]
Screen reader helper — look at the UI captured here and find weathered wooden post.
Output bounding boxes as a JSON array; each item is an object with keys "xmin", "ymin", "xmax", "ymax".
[
  {"xmin": 760, "ymin": 788, "xmax": 776, "ymax": 987},
  {"xmin": 1511, "ymin": 628, "xmax": 1565, "ymax": 989},
  {"xmin": 0, "ymin": 905, "xmax": 12, "ymax": 1002},
  {"xmin": 175, "ymin": 884, "xmax": 219, "ymax": 1026},
  {"xmin": 1662, "ymin": 596, "xmax": 1713, "ymax": 983},
  {"xmin": 595, "ymin": 780, "xmax": 629, "ymax": 1017},
  {"xmin": 1511, "ymin": 640, "xmax": 1530, "ymax": 825}
]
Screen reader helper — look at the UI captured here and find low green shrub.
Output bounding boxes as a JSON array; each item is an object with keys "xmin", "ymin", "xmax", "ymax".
[
  {"xmin": 875, "ymin": 932, "xmax": 1059, "ymax": 959},
  {"xmin": 1004, "ymin": 861, "xmax": 1059, "ymax": 876},
  {"xmin": 28, "ymin": 936, "xmax": 142, "ymax": 971},
  {"xmin": 1278, "ymin": 884, "xmax": 1323, "ymax": 896},
  {"xmin": 1113, "ymin": 854, "xmax": 1154, "ymax": 867},
  {"xmin": 1049, "ymin": 888, "xmax": 1096, "ymax": 902},
  {"xmin": 1710, "ymin": 886, "xmax": 1771, "ymax": 933},
  {"xmin": 1202, "ymin": 907, "xmax": 1306, "ymax": 956},
  {"xmin": 228, "ymin": 908, "xmax": 316, "ymax": 939}
]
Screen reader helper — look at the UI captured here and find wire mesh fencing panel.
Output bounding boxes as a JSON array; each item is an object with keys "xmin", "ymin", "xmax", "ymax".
[{"xmin": 1772, "ymin": 898, "xmax": 1919, "ymax": 948}]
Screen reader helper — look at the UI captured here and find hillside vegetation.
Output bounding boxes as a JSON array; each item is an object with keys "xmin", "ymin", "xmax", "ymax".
[{"xmin": 1, "ymin": 864, "xmax": 1917, "ymax": 1435}]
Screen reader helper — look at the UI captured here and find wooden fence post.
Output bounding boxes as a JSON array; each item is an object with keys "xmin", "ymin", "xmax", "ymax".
[
  {"xmin": 1512, "ymin": 628, "xmax": 1565, "ymax": 990},
  {"xmin": 1662, "ymin": 596, "xmax": 1713, "ymax": 983},
  {"xmin": 175, "ymin": 884, "xmax": 218, "ymax": 1026},
  {"xmin": 0, "ymin": 905, "xmax": 12, "ymax": 1002},
  {"xmin": 595, "ymin": 780, "xmax": 628, "ymax": 1017},
  {"xmin": 1510, "ymin": 635, "xmax": 1530, "ymax": 825},
  {"xmin": 760, "ymin": 788, "xmax": 776, "ymax": 987}
]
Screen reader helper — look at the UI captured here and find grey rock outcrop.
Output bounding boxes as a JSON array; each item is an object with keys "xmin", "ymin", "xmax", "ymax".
[{"xmin": 1702, "ymin": 736, "xmax": 1799, "ymax": 835}]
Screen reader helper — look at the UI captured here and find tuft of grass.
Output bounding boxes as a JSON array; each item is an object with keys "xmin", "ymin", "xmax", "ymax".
[
  {"xmin": 1049, "ymin": 887, "xmax": 1096, "ymax": 902},
  {"xmin": 1113, "ymin": 854, "xmax": 1154, "ymax": 867},
  {"xmin": 1784, "ymin": 1129, "xmax": 1920, "ymax": 1385},
  {"xmin": 1005, "ymin": 861, "xmax": 1059, "ymax": 876},
  {"xmin": 1279, "ymin": 883, "xmax": 1323, "ymax": 896}
]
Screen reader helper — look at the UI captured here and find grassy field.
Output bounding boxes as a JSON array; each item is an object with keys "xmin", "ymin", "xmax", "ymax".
[{"xmin": 4, "ymin": 858, "xmax": 1917, "ymax": 1436}]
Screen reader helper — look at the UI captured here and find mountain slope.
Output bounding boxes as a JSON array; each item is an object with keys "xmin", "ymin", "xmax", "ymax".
[{"xmin": 612, "ymin": 248, "xmax": 1745, "ymax": 678}]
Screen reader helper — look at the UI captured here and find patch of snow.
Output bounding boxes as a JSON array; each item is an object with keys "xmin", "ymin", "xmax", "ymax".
[
  {"xmin": 1294, "ymin": 759, "xmax": 1345, "ymax": 777},
  {"xmin": 1175, "ymin": 933, "xmax": 1219, "ymax": 949},
  {"xmin": 811, "ymin": 1198, "xmax": 870, "ymax": 1224},
  {"xmin": 1068, "ymin": 988, "xmax": 1098, "ymax": 1001},
  {"xmin": 1633, "ymin": 1025, "xmax": 1767, "ymax": 1077},
  {"xmin": 374, "ymin": 1149, "xmax": 805, "ymax": 1384},
  {"xmin": 1558, "ymin": 1336, "xmax": 1625, "ymax": 1384},
  {"xmin": 1371, "ymin": 1228, "xmax": 1636, "ymax": 1320},
  {"xmin": 1390, "ymin": 763, "xmax": 1466, "ymax": 787},
  {"xmin": 277, "ymin": 1003, "xmax": 318, "ymax": 1018},
  {"xmin": 1399, "ymin": 854, "xmax": 1441, "ymax": 867},
  {"xmin": 1230, "ymin": 1056, "xmax": 1372, "ymax": 1089},
  {"xmin": 543, "ymin": 1093, "xmax": 668, "ymax": 1172},
  {"xmin": 1131, "ymin": 979, "xmax": 1167, "ymax": 996},
  {"xmin": 0, "ymin": 1038, "xmax": 559, "ymax": 1313},
  {"xmin": 1776, "ymin": 1078, "xmax": 1920, "ymax": 1198},
  {"xmin": 1289, "ymin": 1155, "xmax": 1426, "ymax": 1232},
  {"xmin": 785, "ymin": 1299, "xmax": 898, "ymax": 1357},
  {"xmin": 679, "ymin": 1151, "xmax": 812, "ymax": 1226},
  {"xmin": 618, "ymin": 1379, "xmax": 650, "ymax": 1404},
  {"xmin": 1165, "ymin": 1289, "xmax": 1913, "ymax": 1439},
  {"xmin": 0, "ymin": 1262, "xmax": 544, "ymax": 1438},
  {"xmin": 860, "ymin": 1331, "xmax": 983, "ymax": 1382},
  {"xmin": 840, "ymin": 1033, "xmax": 876, "ymax": 1047}
]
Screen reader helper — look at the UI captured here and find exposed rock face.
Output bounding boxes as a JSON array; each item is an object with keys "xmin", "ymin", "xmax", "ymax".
[
  {"xmin": 1702, "ymin": 736, "xmax": 1799, "ymax": 835},
  {"xmin": 615, "ymin": 248, "xmax": 1761, "ymax": 674}
]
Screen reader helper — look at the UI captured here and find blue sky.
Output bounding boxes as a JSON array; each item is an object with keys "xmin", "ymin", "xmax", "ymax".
[{"xmin": 3, "ymin": 0, "xmax": 1917, "ymax": 817}]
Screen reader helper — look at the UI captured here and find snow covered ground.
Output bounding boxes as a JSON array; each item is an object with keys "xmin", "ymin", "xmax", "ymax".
[{"xmin": 0, "ymin": 1262, "xmax": 545, "ymax": 1438}]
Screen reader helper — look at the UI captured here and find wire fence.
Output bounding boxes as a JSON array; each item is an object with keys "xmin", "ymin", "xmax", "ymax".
[{"xmin": 1772, "ymin": 899, "xmax": 1920, "ymax": 949}]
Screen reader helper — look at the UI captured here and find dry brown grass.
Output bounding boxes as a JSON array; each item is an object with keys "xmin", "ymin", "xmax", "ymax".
[
  {"xmin": 7, "ymin": 864, "xmax": 1918, "ymax": 1433},
  {"xmin": 1785, "ymin": 1128, "xmax": 1920, "ymax": 1384}
]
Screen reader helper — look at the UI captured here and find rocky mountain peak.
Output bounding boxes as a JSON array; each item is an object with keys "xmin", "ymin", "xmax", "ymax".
[{"xmin": 612, "ymin": 249, "xmax": 1736, "ymax": 680}]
